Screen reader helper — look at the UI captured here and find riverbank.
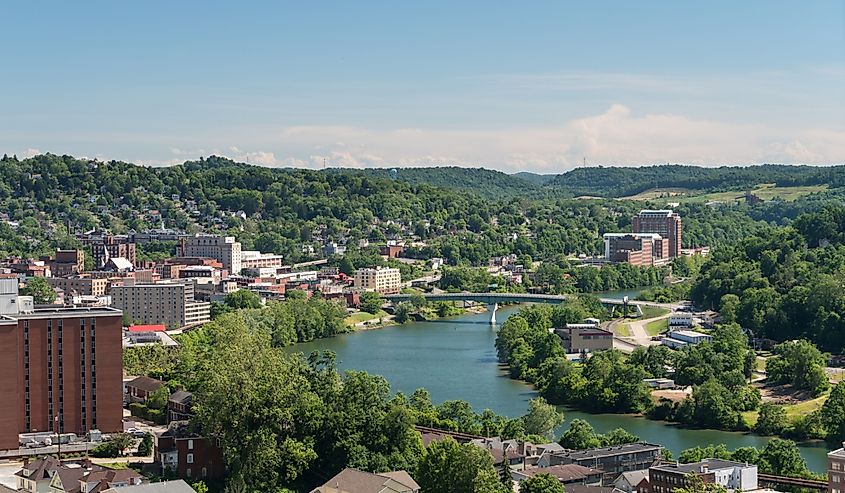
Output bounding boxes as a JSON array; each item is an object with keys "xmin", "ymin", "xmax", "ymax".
[{"xmin": 289, "ymin": 305, "xmax": 830, "ymax": 472}]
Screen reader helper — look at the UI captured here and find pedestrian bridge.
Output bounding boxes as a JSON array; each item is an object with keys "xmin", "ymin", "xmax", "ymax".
[{"xmin": 384, "ymin": 292, "xmax": 645, "ymax": 324}]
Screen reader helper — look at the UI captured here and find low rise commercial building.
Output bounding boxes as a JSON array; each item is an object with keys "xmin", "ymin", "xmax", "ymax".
[
  {"xmin": 52, "ymin": 250, "xmax": 85, "ymax": 277},
  {"xmin": 556, "ymin": 325, "xmax": 614, "ymax": 353},
  {"xmin": 241, "ymin": 250, "xmax": 284, "ymax": 270},
  {"xmin": 661, "ymin": 329, "xmax": 713, "ymax": 349}
]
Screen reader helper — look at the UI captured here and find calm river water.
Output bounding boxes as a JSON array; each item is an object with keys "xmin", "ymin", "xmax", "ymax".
[{"xmin": 291, "ymin": 297, "xmax": 830, "ymax": 472}]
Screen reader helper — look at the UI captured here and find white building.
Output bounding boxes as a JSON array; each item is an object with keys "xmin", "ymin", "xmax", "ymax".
[
  {"xmin": 668, "ymin": 312, "xmax": 694, "ymax": 328},
  {"xmin": 661, "ymin": 329, "xmax": 713, "ymax": 349},
  {"xmin": 354, "ymin": 267, "xmax": 401, "ymax": 295},
  {"xmin": 180, "ymin": 235, "xmax": 242, "ymax": 275},
  {"xmin": 241, "ymin": 250, "xmax": 285, "ymax": 270}
]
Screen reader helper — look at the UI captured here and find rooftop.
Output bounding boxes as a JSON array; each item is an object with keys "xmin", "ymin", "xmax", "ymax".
[
  {"xmin": 553, "ymin": 442, "xmax": 663, "ymax": 461},
  {"xmin": 651, "ymin": 459, "xmax": 753, "ymax": 474},
  {"xmin": 101, "ymin": 480, "xmax": 195, "ymax": 493}
]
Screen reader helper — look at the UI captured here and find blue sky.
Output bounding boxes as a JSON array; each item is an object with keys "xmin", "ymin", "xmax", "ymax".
[{"xmin": 2, "ymin": 1, "xmax": 843, "ymax": 172}]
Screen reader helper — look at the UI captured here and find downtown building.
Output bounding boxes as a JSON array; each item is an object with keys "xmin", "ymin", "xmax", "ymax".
[
  {"xmin": 179, "ymin": 235, "xmax": 242, "ymax": 275},
  {"xmin": 354, "ymin": 267, "xmax": 402, "ymax": 295},
  {"xmin": 0, "ymin": 278, "xmax": 123, "ymax": 450},
  {"xmin": 111, "ymin": 279, "xmax": 210, "ymax": 329},
  {"xmin": 603, "ymin": 233, "xmax": 667, "ymax": 267},
  {"xmin": 632, "ymin": 210, "xmax": 682, "ymax": 258}
]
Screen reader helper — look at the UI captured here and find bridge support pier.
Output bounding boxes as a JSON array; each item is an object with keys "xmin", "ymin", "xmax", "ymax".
[{"xmin": 489, "ymin": 303, "xmax": 498, "ymax": 325}]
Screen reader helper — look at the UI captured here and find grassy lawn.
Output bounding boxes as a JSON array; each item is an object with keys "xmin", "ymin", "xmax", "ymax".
[
  {"xmin": 345, "ymin": 310, "xmax": 388, "ymax": 325},
  {"xmin": 743, "ymin": 392, "xmax": 830, "ymax": 428},
  {"xmin": 621, "ymin": 184, "xmax": 829, "ymax": 204},
  {"xmin": 756, "ymin": 356, "xmax": 767, "ymax": 372},
  {"xmin": 644, "ymin": 318, "xmax": 668, "ymax": 336},
  {"xmin": 616, "ymin": 324, "xmax": 632, "ymax": 337},
  {"xmin": 640, "ymin": 306, "xmax": 669, "ymax": 319}
]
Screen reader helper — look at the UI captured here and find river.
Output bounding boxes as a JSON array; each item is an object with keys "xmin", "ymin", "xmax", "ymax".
[{"xmin": 291, "ymin": 300, "xmax": 831, "ymax": 473}]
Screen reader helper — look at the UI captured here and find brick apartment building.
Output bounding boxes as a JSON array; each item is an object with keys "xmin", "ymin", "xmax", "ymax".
[
  {"xmin": 632, "ymin": 210, "xmax": 682, "ymax": 258},
  {"xmin": 0, "ymin": 278, "xmax": 123, "ymax": 450},
  {"xmin": 354, "ymin": 267, "xmax": 402, "ymax": 295},
  {"xmin": 51, "ymin": 250, "xmax": 85, "ymax": 277},
  {"xmin": 603, "ymin": 233, "xmax": 665, "ymax": 266},
  {"xmin": 649, "ymin": 459, "xmax": 757, "ymax": 493},
  {"xmin": 156, "ymin": 421, "xmax": 225, "ymax": 481}
]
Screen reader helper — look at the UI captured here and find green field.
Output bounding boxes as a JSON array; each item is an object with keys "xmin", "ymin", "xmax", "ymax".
[
  {"xmin": 621, "ymin": 184, "xmax": 829, "ymax": 204},
  {"xmin": 616, "ymin": 323, "xmax": 632, "ymax": 337},
  {"xmin": 644, "ymin": 318, "xmax": 668, "ymax": 336},
  {"xmin": 743, "ymin": 392, "xmax": 829, "ymax": 427},
  {"xmin": 345, "ymin": 310, "xmax": 388, "ymax": 325},
  {"xmin": 640, "ymin": 306, "xmax": 669, "ymax": 319}
]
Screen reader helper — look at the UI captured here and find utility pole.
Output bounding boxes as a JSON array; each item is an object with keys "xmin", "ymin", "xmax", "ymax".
[{"xmin": 55, "ymin": 415, "xmax": 60, "ymax": 462}]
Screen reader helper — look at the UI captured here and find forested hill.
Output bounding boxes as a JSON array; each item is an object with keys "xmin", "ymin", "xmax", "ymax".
[
  {"xmin": 327, "ymin": 165, "xmax": 544, "ymax": 198},
  {"xmin": 545, "ymin": 164, "xmax": 845, "ymax": 198}
]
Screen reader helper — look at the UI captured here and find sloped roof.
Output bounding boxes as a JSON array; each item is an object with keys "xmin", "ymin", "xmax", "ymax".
[
  {"xmin": 311, "ymin": 468, "xmax": 418, "ymax": 493},
  {"xmin": 127, "ymin": 376, "xmax": 165, "ymax": 392}
]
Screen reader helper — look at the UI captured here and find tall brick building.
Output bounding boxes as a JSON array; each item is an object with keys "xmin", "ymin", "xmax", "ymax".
[
  {"xmin": 0, "ymin": 279, "xmax": 123, "ymax": 450},
  {"xmin": 632, "ymin": 210, "xmax": 682, "ymax": 258}
]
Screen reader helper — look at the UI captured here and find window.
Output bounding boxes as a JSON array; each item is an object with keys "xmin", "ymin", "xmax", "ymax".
[
  {"xmin": 836, "ymin": 463, "xmax": 843, "ymax": 471},
  {"xmin": 202, "ymin": 467, "xmax": 207, "ymax": 478},
  {"xmin": 188, "ymin": 439, "xmax": 194, "ymax": 450},
  {"xmin": 186, "ymin": 469, "xmax": 191, "ymax": 478},
  {"xmin": 187, "ymin": 453, "xmax": 194, "ymax": 464}
]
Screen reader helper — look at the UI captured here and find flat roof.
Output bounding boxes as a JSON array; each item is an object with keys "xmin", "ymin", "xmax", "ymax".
[
  {"xmin": 651, "ymin": 459, "xmax": 751, "ymax": 474},
  {"xmin": 554, "ymin": 442, "xmax": 662, "ymax": 461},
  {"xmin": 670, "ymin": 330, "xmax": 710, "ymax": 338},
  {"xmin": 2, "ymin": 306, "xmax": 122, "ymax": 321}
]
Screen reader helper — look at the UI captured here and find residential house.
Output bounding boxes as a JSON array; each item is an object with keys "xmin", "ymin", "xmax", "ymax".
[
  {"xmin": 126, "ymin": 376, "xmax": 165, "ymax": 404},
  {"xmin": 310, "ymin": 468, "xmax": 420, "ymax": 493},
  {"xmin": 155, "ymin": 421, "xmax": 224, "ymax": 481},
  {"xmin": 613, "ymin": 470, "xmax": 650, "ymax": 493},
  {"xmin": 167, "ymin": 391, "xmax": 193, "ymax": 422}
]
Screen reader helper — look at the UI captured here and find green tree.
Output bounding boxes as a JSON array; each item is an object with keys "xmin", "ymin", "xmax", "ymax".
[
  {"xmin": 394, "ymin": 302, "xmax": 413, "ymax": 323},
  {"xmin": 757, "ymin": 438, "xmax": 810, "ymax": 477},
  {"xmin": 191, "ymin": 481, "xmax": 209, "ymax": 493},
  {"xmin": 559, "ymin": 419, "xmax": 601, "ymax": 450},
  {"xmin": 416, "ymin": 438, "xmax": 508, "ymax": 493},
  {"xmin": 519, "ymin": 473, "xmax": 566, "ymax": 493},
  {"xmin": 821, "ymin": 382, "xmax": 845, "ymax": 442},
  {"xmin": 754, "ymin": 403, "xmax": 788, "ymax": 436},
  {"xmin": 766, "ymin": 340, "xmax": 829, "ymax": 396},
  {"xmin": 360, "ymin": 291, "xmax": 383, "ymax": 314},
  {"xmin": 522, "ymin": 397, "xmax": 564, "ymax": 439},
  {"xmin": 719, "ymin": 294, "xmax": 741, "ymax": 325},
  {"xmin": 601, "ymin": 428, "xmax": 639, "ymax": 446},
  {"xmin": 20, "ymin": 277, "xmax": 56, "ymax": 304},
  {"xmin": 224, "ymin": 289, "xmax": 262, "ymax": 309},
  {"xmin": 137, "ymin": 433, "xmax": 153, "ymax": 456}
]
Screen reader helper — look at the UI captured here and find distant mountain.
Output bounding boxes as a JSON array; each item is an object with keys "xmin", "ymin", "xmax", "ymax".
[
  {"xmin": 544, "ymin": 164, "xmax": 845, "ymax": 198},
  {"xmin": 326, "ymin": 166, "xmax": 544, "ymax": 198},
  {"xmin": 512, "ymin": 171, "xmax": 556, "ymax": 186}
]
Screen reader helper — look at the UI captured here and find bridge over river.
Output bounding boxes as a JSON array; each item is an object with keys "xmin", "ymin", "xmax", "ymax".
[{"xmin": 384, "ymin": 292, "xmax": 678, "ymax": 323}]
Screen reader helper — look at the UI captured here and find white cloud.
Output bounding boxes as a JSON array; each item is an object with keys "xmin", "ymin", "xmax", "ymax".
[
  {"xmin": 217, "ymin": 105, "xmax": 842, "ymax": 172},
  {"xmin": 22, "ymin": 148, "xmax": 41, "ymax": 158}
]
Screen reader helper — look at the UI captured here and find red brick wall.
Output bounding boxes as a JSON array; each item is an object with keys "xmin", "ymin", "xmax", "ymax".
[{"xmin": 0, "ymin": 322, "xmax": 20, "ymax": 449}]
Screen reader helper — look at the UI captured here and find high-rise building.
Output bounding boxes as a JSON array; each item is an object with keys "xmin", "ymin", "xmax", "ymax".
[
  {"xmin": 111, "ymin": 279, "xmax": 210, "ymax": 329},
  {"xmin": 632, "ymin": 210, "xmax": 682, "ymax": 258},
  {"xmin": 179, "ymin": 235, "xmax": 242, "ymax": 275},
  {"xmin": 0, "ymin": 278, "xmax": 123, "ymax": 450},
  {"xmin": 354, "ymin": 267, "xmax": 402, "ymax": 295}
]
